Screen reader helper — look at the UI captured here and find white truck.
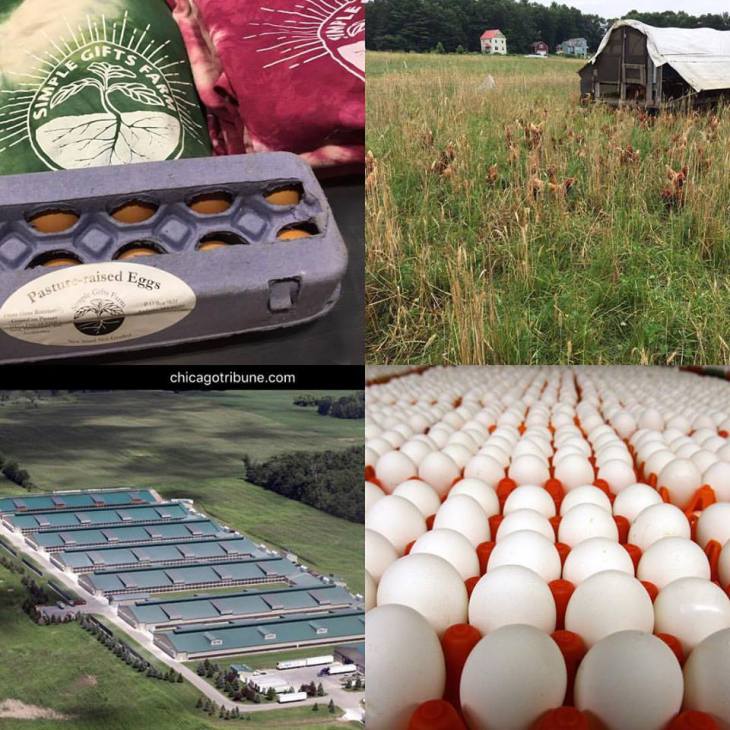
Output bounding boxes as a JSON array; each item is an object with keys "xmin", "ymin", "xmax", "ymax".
[
  {"xmin": 277, "ymin": 659, "xmax": 306, "ymax": 670},
  {"xmin": 322, "ymin": 663, "xmax": 357, "ymax": 676},
  {"xmin": 277, "ymin": 692, "xmax": 308, "ymax": 704},
  {"xmin": 277, "ymin": 654, "xmax": 334, "ymax": 670}
]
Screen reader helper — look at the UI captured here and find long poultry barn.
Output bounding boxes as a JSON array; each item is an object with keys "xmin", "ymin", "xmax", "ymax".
[{"xmin": 579, "ymin": 20, "xmax": 730, "ymax": 109}]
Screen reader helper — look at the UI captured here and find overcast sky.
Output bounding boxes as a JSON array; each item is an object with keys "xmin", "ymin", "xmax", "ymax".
[{"xmin": 531, "ymin": 0, "xmax": 727, "ymax": 16}]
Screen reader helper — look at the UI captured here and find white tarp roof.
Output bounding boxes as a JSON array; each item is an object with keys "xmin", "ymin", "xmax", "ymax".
[{"xmin": 586, "ymin": 20, "xmax": 730, "ymax": 92}]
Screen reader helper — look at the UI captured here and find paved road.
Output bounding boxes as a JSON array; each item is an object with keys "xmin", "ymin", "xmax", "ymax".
[{"xmin": 1, "ymin": 523, "xmax": 364, "ymax": 720}]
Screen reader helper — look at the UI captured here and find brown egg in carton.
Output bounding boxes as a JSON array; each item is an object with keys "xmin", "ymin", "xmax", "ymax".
[{"xmin": 0, "ymin": 152, "xmax": 347, "ymax": 362}]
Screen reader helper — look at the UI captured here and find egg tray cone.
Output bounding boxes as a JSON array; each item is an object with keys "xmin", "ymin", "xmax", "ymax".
[{"xmin": 0, "ymin": 152, "xmax": 347, "ymax": 362}]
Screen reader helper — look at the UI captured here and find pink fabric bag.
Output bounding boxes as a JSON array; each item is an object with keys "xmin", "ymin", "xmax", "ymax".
[{"xmin": 168, "ymin": 0, "xmax": 364, "ymax": 175}]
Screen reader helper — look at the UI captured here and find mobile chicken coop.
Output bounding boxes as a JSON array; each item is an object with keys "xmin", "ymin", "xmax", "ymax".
[{"xmin": 579, "ymin": 20, "xmax": 730, "ymax": 109}]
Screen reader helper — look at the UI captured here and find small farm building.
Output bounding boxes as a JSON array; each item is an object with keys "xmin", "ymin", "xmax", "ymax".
[
  {"xmin": 579, "ymin": 20, "xmax": 730, "ymax": 108},
  {"xmin": 481, "ymin": 30, "xmax": 507, "ymax": 55},
  {"xmin": 558, "ymin": 38, "xmax": 588, "ymax": 57},
  {"xmin": 531, "ymin": 41, "xmax": 549, "ymax": 56}
]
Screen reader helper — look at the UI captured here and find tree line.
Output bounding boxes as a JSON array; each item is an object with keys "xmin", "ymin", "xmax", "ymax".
[
  {"xmin": 293, "ymin": 393, "xmax": 364, "ymax": 419},
  {"xmin": 243, "ymin": 446, "xmax": 363, "ymax": 523},
  {"xmin": 366, "ymin": 0, "xmax": 730, "ymax": 55},
  {"xmin": 0, "ymin": 452, "xmax": 34, "ymax": 490}
]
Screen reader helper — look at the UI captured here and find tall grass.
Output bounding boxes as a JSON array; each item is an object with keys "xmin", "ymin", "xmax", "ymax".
[{"xmin": 366, "ymin": 52, "xmax": 730, "ymax": 364}]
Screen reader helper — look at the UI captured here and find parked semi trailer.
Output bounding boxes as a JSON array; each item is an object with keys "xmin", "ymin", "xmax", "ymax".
[{"xmin": 277, "ymin": 692, "xmax": 308, "ymax": 704}]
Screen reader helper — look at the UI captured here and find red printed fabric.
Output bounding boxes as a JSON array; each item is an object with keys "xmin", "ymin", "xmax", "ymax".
[{"xmin": 167, "ymin": 0, "xmax": 364, "ymax": 175}]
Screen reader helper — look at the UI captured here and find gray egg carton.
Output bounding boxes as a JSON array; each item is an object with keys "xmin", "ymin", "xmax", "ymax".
[{"xmin": 0, "ymin": 152, "xmax": 347, "ymax": 363}]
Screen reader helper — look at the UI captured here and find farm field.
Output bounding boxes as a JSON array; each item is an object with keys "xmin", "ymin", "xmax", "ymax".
[
  {"xmin": 0, "ymin": 391, "xmax": 364, "ymax": 592},
  {"xmin": 0, "ymin": 563, "xmax": 357, "ymax": 730},
  {"xmin": 366, "ymin": 52, "xmax": 730, "ymax": 365}
]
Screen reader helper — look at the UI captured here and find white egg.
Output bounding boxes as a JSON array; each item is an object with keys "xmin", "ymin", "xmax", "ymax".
[
  {"xmin": 654, "ymin": 577, "xmax": 730, "ymax": 653},
  {"xmin": 399, "ymin": 439, "xmax": 434, "ymax": 466},
  {"xmin": 559, "ymin": 485, "xmax": 612, "ymax": 515},
  {"xmin": 562, "ymin": 537, "xmax": 635, "ymax": 585},
  {"xmin": 433, "ymin": 494, "xmax": 489, "ymax": 547},
  {"xmin": 365, "ymin": 570, "xmax": 376, "ymax": 611},
  {"xmin": 410, "ymin": 528, "xmax": 480, "ymax": 581},
  {"xmin": 487, "ymin": 529, "xmax": 562, "ymax": 582},
  {"xmin": 612, "ymin": 483, "xmax": 663, "ymax": 523},
  {"xmin": 496, "ymin": 508, "xmax": 554, "ymax": 542},
  {"xmin": 643, "ymin": 449, "xmax": 676, "ymax": 479},
  {"xmin": 442, "ymin": 443, "xmax": 473, "ymax": 470},
  {"xmin": 366, "ymin": 604, "xmax": 446, "ymax": 730},
  {"xmin": 377, "ymin": 553, "xmax": 468, "ymax": 636},
  {"xmin": 554, "ymin": 454, "xmax": 595, "ymax": 490},
  {"xmin": 365, "ymin": 528, "xmax": 400, "ymax": 582},
  {"xmin": 559, "ymin": 503, "xmax": 619, "ymax": 547},
  {"xmin": 366, "ymin": 495, "xmax": 427, "ymax": 554},
  {"xmin": 702, "ymin": 461, "xmax": 730, "ymax": 501},
  {"xmin": 375, "ymin": 451, "xmax": 418, "ymax": 493},
  {"xmin": 683, "ymin": 628, "xmax": 730, "ymax": 726},
  {"xmin": 365, "ymin": 446, "xmax": 379, "ymax": 469},
  {"xmin": 468, "ymin": 565, "xmax": 556, "ymax": 634},
  {"xmin": 460, "ymin": 625, "xmax": 567, "ymax": 730},
  {"xmin": 627, "ymin": 503, "xmax": 690, "ymax": 551},
  {"xmin": 720, "ymin": 541, "xmax": 730, "ymax": 588},
  {"xmin": 638, "ymin": 408, "xmax": 664, "ymax": 430},
  {"xmin": 574, "ymin": 631, "xmax": 683, "ymax": 730},
  {"xmin": 503, "ymin": 485, "xmax": 556, "ymax": 518},
  {"xmin": 448, "ymin": 478, "xmax": 500, "ymax": 517},
  {"xmin": 597, "ymin": 460, "xmax": 637, "ymax": 494},
  {"xmin": 565, "ymin": 571, "xmax": 654, "ymax": 647},
  {"xmin": 695, "ymin": 502, "xmax": 730, "ymax": 548},
  {"xmin": 658, "ymin": 458, "xmax": 702, "ymax": 507},
  {"xmin": 366, "ymin": 481, "xmax": 386, "ymax": 514},
  {"xmin": 637, "ymin": 537, "xmax": 710, "ymax": 589},
  {"xmin": 392, "ymin": 479, "xmax": 442, "ymax": 518},
  {"xmin": 418, "ymin": 452, "xmax": 461, "ymax": 496},
  {"xmin": 508, "ymin": 454, "xmax": 550, "ymax": 486},
  {"xmin": 612, "ymin": 411, "xmax": 637, "ymax": 439}
]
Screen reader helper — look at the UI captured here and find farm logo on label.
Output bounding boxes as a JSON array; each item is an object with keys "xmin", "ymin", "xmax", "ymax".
[
  {"xmin": 0, "ymin": 262, "xmax": 196, "ymax": 347},
  {"xmin": 73, "ymin": 297, "xmax": 125, "ymax": 336},
  {"xmin": 245, "ymin": 0, "xmax": 364, "ymax": 81},
  {"xmin": 1, "ymin": 11, "xmax": 204, "ymax": 169}
]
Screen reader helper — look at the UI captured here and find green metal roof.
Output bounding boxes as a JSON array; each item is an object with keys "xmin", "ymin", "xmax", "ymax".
[
  {"xmin": 0, "ymin": 489, "xmax": 156, "ymax": 514},
  {"xmin": 31, "ymin": 518, "xmax": 222, "ymax": 549},
  {"xmin": 56, "ymin": 536, "xmax": 261, "ymax": 570},
  {"xmin": 81, "ymin": 557, "xmax": 299, "ymax": 594},
  {"xmin": 120, "ymin": 582, "xmax": 354, "ymax": 625},
  {"xmin": 9, "ymin": 502, "xmax": 188, "ymax": 531},
  {"xmin": 155, "ymin": 609, "xmax": 365, "ymax": 654}
]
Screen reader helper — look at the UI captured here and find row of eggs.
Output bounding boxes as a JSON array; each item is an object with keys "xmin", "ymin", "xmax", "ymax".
[{"xmin": 365, "ymin": 367, "xmax": 730, "ymax": 730}]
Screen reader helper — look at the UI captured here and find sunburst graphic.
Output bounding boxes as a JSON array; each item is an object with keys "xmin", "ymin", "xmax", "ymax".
[
  {"xmin": 243, "ymin": 0, "xmax": 365, "ymax": 82},
  {"xmin": 0, "ymin": 10, "xmax": 204, "ymax": 169}
]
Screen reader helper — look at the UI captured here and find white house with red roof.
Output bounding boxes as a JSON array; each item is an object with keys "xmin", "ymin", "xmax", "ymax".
[{"xmin": 480, "ymin": 29, "xmax": 507, "ymax": 55}]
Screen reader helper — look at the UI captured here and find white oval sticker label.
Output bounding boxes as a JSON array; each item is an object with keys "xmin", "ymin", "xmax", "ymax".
[{"xmin": 0, "ymin": 262, "xmax": 196, "ymax": 347}]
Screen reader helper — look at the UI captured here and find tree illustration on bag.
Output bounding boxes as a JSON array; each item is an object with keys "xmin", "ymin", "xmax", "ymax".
[{"xmin": 34, "ymin": 62, "xmax": 181, "ymax": 169}]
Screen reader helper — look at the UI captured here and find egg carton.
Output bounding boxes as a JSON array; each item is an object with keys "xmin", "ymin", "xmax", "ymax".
[{"xmin": 0, "ymin": 152, "xmax": 347, "ymax": 363}]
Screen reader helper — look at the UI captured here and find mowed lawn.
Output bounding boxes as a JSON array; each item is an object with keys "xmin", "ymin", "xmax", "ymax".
[
  {"xmin": 0, "ymin": 391, "xmax": 364, "ymax": 591},
  {"xmin": 366, "ymin": 52, "xmax": 730, "ymax": 365}
]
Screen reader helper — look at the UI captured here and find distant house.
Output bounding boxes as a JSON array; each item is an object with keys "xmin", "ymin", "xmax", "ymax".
[
  {"xmin": 559, "ymin": 38, "xmax": 588, "ymax": 58},
  {"xmin": 481, "ymin": 29, "xmax": 507, "ymax": 55},
  {"xmin": 531, "ymin": 41, "xmax": 549, "ymax": 56}
]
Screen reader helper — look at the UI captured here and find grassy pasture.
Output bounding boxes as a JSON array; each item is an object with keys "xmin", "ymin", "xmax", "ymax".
[
  {"xmin": 366, "ymin": 52, "xmax": 730, "ymax": 365},
  {"xmin": 0, "ymin": 391, "xmax": 363, "ymax": 591}
]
